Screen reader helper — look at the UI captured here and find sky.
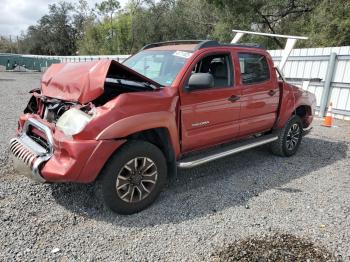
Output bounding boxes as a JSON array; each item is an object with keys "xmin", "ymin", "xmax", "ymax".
[{"xmin": 0, "ymin": 0, "xmax": 129, "ymax": 37}]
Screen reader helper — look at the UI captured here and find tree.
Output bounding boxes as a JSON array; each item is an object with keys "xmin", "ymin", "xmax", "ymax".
[
  {"xmin": 73, "ymin": 0, "xmax": 96, "ymax": 45},
  {"xmin": 207, "ymin": 0, "xmax": 319, "ymax": 48},
  {"xmin": 22, "ymin": 1, "xmax": 77, "ymax": 55},
  {"xmin": 307, "ymin": 0, "xmax": 350, "ymax": 47},
  {"xmin": 0, "ymin": 36, "xmax": 18, "ymax": 53},
  {"xmin": 95, "ymin": 0, "xmax": 121, "ymax": 53},
  {"xmin": 124, "ymin": 0, "xmax": 217, "ymax": 53},
  {"xmin": 18, "ymin": 0, "xmax": 350, "ymax": 56}
]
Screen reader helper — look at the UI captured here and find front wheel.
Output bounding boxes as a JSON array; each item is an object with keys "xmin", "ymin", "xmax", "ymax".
[
  {"xmin": 270, "ymin": 115, "xmax": 303, "ymax": 157},
  {"xmin": 98, "ymin": 140, "xmax": 167, "ymax": 215}
]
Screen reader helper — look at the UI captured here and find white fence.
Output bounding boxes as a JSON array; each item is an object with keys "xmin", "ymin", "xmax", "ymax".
[
  {"xmin": 21, "ymin": 46, "xmax": 350, "ymax": 119},
  {"xmin": 21, "ymin": 54, "xmax": 130, "ymax": 63},
  {"xmin": 269, "ymin": 46, "xmax": 350, "ymax": 120}
]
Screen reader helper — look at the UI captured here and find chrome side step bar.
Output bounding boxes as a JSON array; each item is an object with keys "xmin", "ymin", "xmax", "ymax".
[
  {"xmin": 177, "ymin": 134, "xmax": 278, "ymax": 169},
  {"xmin": 302, "ymin": 126, "xmax": 313, "ymax": 136}
]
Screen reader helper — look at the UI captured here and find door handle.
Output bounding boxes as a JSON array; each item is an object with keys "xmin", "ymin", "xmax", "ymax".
[
  {"xmin": 268, "ymin": 90, "xmax": 277, "ymax": 96},
  {"xmin": 228, "ymin": 95, "xmax": 240, "ymax": 102}
]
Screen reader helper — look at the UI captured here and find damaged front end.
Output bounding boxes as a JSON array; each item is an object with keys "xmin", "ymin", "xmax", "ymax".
[
  {"xmin": 10, "ymin": 96, "xmax": 96, "ymax": 182},
  {"xmin": 10, "ymin": 59, "xmax": 160, "ymax": 183},
  {"xmin": 10, "ymin": 118, "xmax": 53, "ymax": 182}
]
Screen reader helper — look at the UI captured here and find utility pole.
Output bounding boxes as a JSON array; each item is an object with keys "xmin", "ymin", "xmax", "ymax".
[
  {"xmin": 17, "ymin": 36, "xmax": 20, "ymax": 54},
  {"xmin": 9, "ymin": 35, "xmax": 13, "ymax": 53}
]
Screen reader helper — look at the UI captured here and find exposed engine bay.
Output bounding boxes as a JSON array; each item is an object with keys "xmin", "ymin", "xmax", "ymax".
[
  {"xmin": 24, "ymin": 92, "xmax": 92, "ymax": 123},
  {"xmin": 24, "ymin": 60, "xmax": 159, "ymax": 124},
  {"xmin": 23, "ymin": 93, "xmax": 95, "ymax": 150},
  {"xmin": 24, "ymin": 82, "xmax": 153, "ymax": 126}
]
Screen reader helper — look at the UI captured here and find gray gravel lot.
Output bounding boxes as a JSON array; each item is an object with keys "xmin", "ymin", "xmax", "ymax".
[{"xmin": 0, "ymin": 72, "xmax": 350, "ymax": 261}]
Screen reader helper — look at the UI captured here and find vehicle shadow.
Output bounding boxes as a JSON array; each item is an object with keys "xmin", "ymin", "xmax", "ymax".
[{"xmin": 50, "ymin": 137, "xmax": 348, "ymax": 227}]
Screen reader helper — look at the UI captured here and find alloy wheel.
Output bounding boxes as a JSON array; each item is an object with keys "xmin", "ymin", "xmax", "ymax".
[
  {"xmin": 286, "ymin": 123, "xmax": 301, "ymax": 151},
  {"xmin": 116, "ymin": 157, "xmax": 158, "ymax": 203}
]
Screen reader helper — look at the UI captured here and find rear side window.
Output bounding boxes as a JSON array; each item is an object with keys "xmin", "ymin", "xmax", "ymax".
[{"xmin": 238, "ymin": 53, "xmax": 270, "ymax": 84}]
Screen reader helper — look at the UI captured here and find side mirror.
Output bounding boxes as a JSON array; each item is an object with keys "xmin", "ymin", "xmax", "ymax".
[{"xmin": 187, "ymin": 73, "xmax": 214, "ymax": 91}]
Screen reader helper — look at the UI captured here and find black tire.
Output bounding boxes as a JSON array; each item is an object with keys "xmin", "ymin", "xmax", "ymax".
[
  {"xmin": 98, "ymin": 140, "xmax": 167, "ymax": 215},
  {"xmin": 270, "ymin": 115, "xmax": 303, "ymax": 157}
]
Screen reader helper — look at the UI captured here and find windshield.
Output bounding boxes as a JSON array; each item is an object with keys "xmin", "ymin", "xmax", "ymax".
[{"xmin": 123, "ymin": 50, "xmax": 192, "ymax": 86}]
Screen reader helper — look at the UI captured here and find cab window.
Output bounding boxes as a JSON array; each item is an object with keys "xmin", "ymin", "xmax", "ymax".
[
  {"xmin": 191, "ymin": 53, "xmax": 233, "ymax": 88},
  {"xmin": 238, "ymin": 53, "xmax": 270, "ymax": 84}
]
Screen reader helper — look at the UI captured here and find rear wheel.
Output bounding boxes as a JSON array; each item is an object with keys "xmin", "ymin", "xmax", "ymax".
[
  {"xmin": 98, "ymin": 140, "xmax": 167, "ymax": 215},
  {"xmin": 270, "ymin": 115, "xmax": 303, "ymax": 157}
]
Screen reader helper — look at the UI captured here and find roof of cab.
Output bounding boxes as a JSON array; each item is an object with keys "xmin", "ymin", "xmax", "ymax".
[
  {"xmin": 142, "ymin": 40, "xmax": 265, "ymax": 52},
  {"xmin": 146, "ymin": 44, "xmax": 198, "ymax": 51}
]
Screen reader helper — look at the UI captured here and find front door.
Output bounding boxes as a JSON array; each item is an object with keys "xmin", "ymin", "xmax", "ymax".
[{"xmin": 179, "ymin": 51, "xmax": 241, "ymax": 152}]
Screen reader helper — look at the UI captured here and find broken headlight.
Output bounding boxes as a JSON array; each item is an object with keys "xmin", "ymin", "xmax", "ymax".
[{"xmin": 56, "ymin": 108, "xmax": 92, "ymax": 136}]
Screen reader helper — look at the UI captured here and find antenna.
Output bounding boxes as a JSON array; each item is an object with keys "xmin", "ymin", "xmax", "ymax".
[{"xmin": 231, "ymin": 29, "xmax": 308, "ymax": 72}]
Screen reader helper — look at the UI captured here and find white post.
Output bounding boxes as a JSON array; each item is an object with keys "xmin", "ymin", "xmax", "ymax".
[
  {"xmin": 231, "ymin": 30, "xmax": 308, "ymax": 73},
  {"xmin": 301, "ymin": 80, "xmax": 311, "ymax": 90},
  {"xmin": 279, "ymin": 38, "xmax": 297, "ymax": 71},
  {"xmin": 231, "ymin": 32, "xmax": 245, "ymax": 44}
]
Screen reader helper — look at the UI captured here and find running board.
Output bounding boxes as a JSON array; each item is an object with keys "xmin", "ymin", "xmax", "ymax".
[{"xmin": 177, "ymin": 134, "xmax": 278, "ymax": 169}]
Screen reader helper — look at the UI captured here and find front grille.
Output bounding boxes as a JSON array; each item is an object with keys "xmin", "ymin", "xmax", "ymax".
[
  {"xmin": 27, "ymin": 126, "xmax": 50, "ymax": 151},
  {"xmin": 10, "ymin": 138, "xmax": 38, "ymax": 168}
]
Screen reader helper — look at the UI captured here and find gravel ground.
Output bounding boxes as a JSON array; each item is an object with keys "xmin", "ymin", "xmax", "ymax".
[
  {"xmin": 213, "ymin": 233, "xmax": 339, "ymax": 261},
  {"xmin": 1, "ymin": 72, "xmax": 350, "ymax": 261}
]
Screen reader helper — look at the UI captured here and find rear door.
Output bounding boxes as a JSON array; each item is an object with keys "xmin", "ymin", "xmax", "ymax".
[
  {"xmin": 179, "ymin": 50, "xmax": 241, "ymax": 152},
  {"xmin": 236, "ymin": 52, "xmax": 280, "ymax": 136}
]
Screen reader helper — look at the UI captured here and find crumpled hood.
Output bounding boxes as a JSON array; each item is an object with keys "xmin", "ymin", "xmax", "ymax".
[
  {"xmin": 41, "ymin": 60, "xmax": 110, "ymax": 104},
  {"xmin": 41, "ymin": 59, "xmax": 160, "ymax": 104}
]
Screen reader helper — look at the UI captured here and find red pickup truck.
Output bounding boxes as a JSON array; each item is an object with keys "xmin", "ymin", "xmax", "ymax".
[{"xmin": 10, "ymin": 40, "xmax": 316, "ymax": 214}]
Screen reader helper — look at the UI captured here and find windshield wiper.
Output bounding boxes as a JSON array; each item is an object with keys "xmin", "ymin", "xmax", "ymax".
[
  {"xmin": 105, "ymin": 78, "xmax": 159, "ymax": 90},
  {"xmin": 141, "ymin": 81, "xmax": 161, "ymax": 90}
]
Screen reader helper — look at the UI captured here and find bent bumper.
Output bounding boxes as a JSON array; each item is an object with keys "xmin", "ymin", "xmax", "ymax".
[
  {"xmin": 10, "ymin": 117, "xmax": 126, "ymax": 183},
  {"xmin": 10, "ymin": 118, "xmax": 54, "ymax": 183}
]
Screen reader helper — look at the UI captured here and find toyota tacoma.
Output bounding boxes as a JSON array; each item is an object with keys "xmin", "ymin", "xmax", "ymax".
[{"xmin": 10, "ymin": 39, "xmax": 316, "ymax": 214}]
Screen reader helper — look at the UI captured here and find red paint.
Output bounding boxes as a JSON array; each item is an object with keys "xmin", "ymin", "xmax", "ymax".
[
  {"xmin": 17, "ymin": 114, "xmax": 125, "ymax": 183},
  {"xmin": 41, "ymin": 60, "xmax": 160, "ymax": 104},
  {"xmin": 41, "ymin": 60, "xmax": 110, "ymax": 104},
  {"xmin": 235, "ymin": 49, "xmax": 280, "ymax": 137},
  {"xmin": 275, "ymin": 81, "xmax": 316, "ymax": 129},
  {"xmin": 13, "ymin": 43, "xmax": 316, "ymax": 183},
  {"xmin": 178, "ymin": 48, "xmax": 241, "ymax": 152}
]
